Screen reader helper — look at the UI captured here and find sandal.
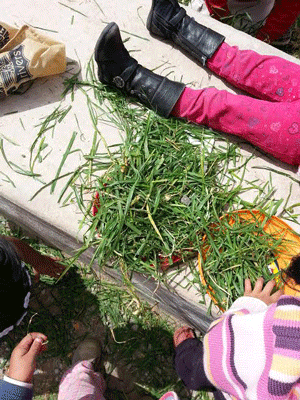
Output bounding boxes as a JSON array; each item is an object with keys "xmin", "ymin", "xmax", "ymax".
[{"xmin": 159, "ymin": 392, "xmax": 179, "ymax": 400}]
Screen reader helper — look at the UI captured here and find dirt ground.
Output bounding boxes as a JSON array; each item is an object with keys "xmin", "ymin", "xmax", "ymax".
[{"xmin": 0, "ymin": 271, "xmax": 187, "ymax": 400}]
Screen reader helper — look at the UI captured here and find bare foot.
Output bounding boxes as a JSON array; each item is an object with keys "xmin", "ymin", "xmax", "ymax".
[{"xmin": 173, "ymin": 326, "xmax": 195, "ymax": 347}]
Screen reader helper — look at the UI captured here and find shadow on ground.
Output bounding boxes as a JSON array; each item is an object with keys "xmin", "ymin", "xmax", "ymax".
[
  {"xmin": 0, "ymin": 268, "xmax": 192, "ymax": 400},
  {"xmin": 0, "ymin": 58, "xmax": 80, "ymax": 118}
]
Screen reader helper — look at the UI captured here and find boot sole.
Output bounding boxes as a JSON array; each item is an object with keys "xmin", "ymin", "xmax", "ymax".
[{"xmin": 94, "ymin": 22, "xmax": 118, "ymax": 82}]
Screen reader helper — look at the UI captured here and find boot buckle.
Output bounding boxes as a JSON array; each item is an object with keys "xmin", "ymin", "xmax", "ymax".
[{"xmin": 113, "ymin": 76, "xmax": 125, "ymax": 88}]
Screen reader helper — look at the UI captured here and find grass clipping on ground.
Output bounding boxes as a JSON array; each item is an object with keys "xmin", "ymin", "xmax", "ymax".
[{"xmin": 30, "ymin": 60, "xmax": 298, "ymax": 309}]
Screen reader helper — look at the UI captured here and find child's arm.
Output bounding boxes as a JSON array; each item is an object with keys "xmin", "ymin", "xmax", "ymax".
[
  {"xmin": 0, "ymin": 333, "xmax": 47, "ymax": 400},
  {"xmin": 2, "ymin": 236, "xmax": 65, "ymax": 281}
]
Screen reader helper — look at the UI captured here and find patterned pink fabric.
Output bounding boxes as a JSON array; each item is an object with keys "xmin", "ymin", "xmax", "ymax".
[
  {"xmin": 172, "ymin": 42, "xmax": 300, "ymax": 166},
  {"xmin": 204, "ymin": 296, "xmax": 300, "ymax": 400},
  {"xmin": 58, "ymin": 361, "xmax": 106, "ymax": 400}
]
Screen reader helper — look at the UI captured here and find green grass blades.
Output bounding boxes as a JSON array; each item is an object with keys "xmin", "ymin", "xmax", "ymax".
[
  {"xmin": 82, "ymin": 107, "xmax": 244, "ymax": 277},
  {"xmin": 200, "ymin": 212, "xmax": 287, "ymax": 309}
]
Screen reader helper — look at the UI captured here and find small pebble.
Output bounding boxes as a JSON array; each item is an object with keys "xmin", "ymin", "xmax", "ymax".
[{"xmin": 181, "ymin": 195, "xmax": 191, "ymax": 206}]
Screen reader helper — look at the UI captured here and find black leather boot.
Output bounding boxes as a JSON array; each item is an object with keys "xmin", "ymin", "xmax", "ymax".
[
  {"xmin": 147, "ymin": 0, "xmax": 225, "ymax": 66},
  {"xmin": 94, "ymin": 22, "xmax": 185, "ymax": 118}
]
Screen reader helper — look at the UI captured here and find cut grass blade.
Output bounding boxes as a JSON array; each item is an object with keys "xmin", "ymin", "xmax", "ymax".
[
  {"xmin": 58, "ymin": 2, "xmax": 88, "ymax": 17},
  {"xmin": 50, "ymin": 131, "xmax": 79, "ymax": 193},
  {"xmin": 0, "ymin": 139, "xmax": 41, "ymax": 178},
  {"xmin": 30, "ymin": 104, "xmax": 72, "ymax": 172}
]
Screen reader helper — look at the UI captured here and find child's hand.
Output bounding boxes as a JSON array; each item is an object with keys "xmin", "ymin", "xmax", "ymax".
[
  {"xmin": 7, "ymin": 333, "xmax": 47, "ymax": 383},
  {"xmin": 244, "ymin": 277, "xmax": 283, "ymax": 305}
]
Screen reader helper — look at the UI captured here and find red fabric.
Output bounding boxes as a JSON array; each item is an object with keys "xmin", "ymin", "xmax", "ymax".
[
  {"xmin": 205, "ymin": 0, "xmax": 300, "ymax": 43},
  {"xmin": 204, "ymin": 0, "xmax": 230, "ymax": 19},
  {"xmin": 255, "ymin": 0, "xmax": 300, "ymax": 43}
]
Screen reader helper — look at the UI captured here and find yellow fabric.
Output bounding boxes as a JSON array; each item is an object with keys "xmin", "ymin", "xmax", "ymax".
[
  {"xmin": 274, "ymin": 309, "xmax": 300, "ymax": 321},
  {"xmin": 271, "ymin": 354, "xmax": 300, "ymax": 377}
]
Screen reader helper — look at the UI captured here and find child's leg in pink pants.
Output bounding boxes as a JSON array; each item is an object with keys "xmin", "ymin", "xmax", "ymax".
[
  {"xmin": 171, "ymin": 43, "xmax": 300, "ymax": 166},
  {"xmin": 58, "ymin": 361, "xmax": 106, "ymax": 400},
  {"xmin": 207, "ymin": 42, "xmax": 300, "ymax": 103}
]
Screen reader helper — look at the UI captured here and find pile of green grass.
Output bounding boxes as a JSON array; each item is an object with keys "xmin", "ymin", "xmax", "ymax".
[
  {"xmin": 27, "ymin": 58, "xmax": 300, "ymax": 310},
  {"xmin": 79, "ymin": 104, "xmax": 244, "ymax": 278}
]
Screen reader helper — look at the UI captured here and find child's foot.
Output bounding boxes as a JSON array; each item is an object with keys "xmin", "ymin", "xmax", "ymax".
[
  {"xmin": 94, "ymin": 22, "xmax": 185, "ymax": 118},
  {"xmin": 146, "ymin": 0, "xmax": 225, "ymax": 66},
  {"xmin": 173, "ymin": 326, "xmax": 195, "ymax": 347},
  {"xmin": 94, "ymin": 22, "xmax": 136, "ymax": 85},
  {"xmin": 159, "ymin": 391, "xmax": 179, "ymax": 400},
  {"xmin": 147, "ymin": 0, "xmax": 186, "ymax": 40},
  {"xmin": 72, "ymin": 337, "xmax": 102, "ymax": 367}
]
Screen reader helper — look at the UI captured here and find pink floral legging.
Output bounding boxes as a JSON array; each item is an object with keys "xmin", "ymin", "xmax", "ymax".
[
  {"xmin": 58, "ymin": 361, "xmax": 106, "ymax": 400},
  {"xmin": 172, "ymin": 42, "xmax": 300, "ymax": 166}
]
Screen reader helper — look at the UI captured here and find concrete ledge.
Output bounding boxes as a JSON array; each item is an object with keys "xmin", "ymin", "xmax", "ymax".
[{"xmin": 0, "ymin": 0, "xmax": 299, "ymax": 333}]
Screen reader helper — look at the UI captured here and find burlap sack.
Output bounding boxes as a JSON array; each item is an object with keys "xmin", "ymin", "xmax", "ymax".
[{"xmin": 0, "ymin": 22, "xmax": 66, "ymax": 96}]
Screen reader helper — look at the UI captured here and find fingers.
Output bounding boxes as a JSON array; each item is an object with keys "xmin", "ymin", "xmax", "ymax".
[
  {"xmin": 244, "ymin": 278, "xmax": 252, "ymax": 295},
  {"xmin": 244, "ymin": 277, "xmax": 282, "ymax": 305},
  {"xmin": 28, "ymin": 332, "xmax": 47, "ymax": 342},
  {"xmin": 270, "ymin": 288, "xmax": 284, "ymax": 304},
  {"xmin": 15, "ymin": 333, "xmax": 35, "ymax": 355},
  {"xmin": 253, "ymin": 277, "xmax": 264, "ymax": 293},
  {"xmin": 27, "ymin": 333, "xmax": 47, "ymax": 357},
  {"xmin": 27, "ymin": 337, "xmax": 45, "ymax": 358},
  {"xmin": 8, "ymin": 333, "xmax": 48, "ymax": 384},
  {"xmin": 14, "ymin": 332, "xmax": 47, "ymax": 356},
  {"xmin": 262, "ymin": 279, "xmax": 276, "ymax": 296}
]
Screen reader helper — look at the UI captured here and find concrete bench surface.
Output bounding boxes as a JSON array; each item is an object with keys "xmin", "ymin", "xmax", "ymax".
[{"xmin": 1, "ymin": 0, "xmax": 299, "ymax": 331}]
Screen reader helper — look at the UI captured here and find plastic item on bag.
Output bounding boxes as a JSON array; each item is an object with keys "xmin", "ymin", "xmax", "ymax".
[
  {"xmin": 198, "ymin": 209, "xmax": 300, "ymax": 309},
  {"xmin": 0, "ymin": 21, "xmax": 66, "ymax": 97}
]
